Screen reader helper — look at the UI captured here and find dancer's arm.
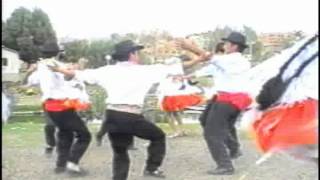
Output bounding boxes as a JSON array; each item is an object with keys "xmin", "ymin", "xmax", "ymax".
[
  {"xmin": 175, "ymin": 38, "xmax": 213, "ymax": 63},
  {"xmin": 50, "ymin": 66, "xmax": 76, "ymax": 78}
]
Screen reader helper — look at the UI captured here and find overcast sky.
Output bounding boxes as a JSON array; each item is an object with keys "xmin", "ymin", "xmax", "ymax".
[{"xmin": 2, "ymin": 0, "xmax": 318, "ymax": 39}]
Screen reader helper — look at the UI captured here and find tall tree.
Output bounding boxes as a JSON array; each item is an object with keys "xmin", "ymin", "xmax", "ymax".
[
  {"xmin": 3, "ymin": 7, "xmax": 58, "ymax": 63},
  {"xmin": 3, "ymin": 7, "xmax": 33, "ymax": 50},
  {"xmin": 62, "ymin": 40, "xmax": 89, "ymax": 63},
  {"xmin": 31, "ymin": 8, "xmax": 58, "ymax": 46}
]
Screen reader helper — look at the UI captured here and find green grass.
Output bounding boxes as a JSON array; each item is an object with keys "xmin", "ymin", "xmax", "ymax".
[
  {"xmin": 13, "ymin": 105, "xmax": 42, "ymax": 112},
  {"xmin": 2, "ymin": 117, "xmax": 44, "ymax": 148},
  {"xmin": 3, "ymin": 115, "xmax": 251, "ymax": 149}
]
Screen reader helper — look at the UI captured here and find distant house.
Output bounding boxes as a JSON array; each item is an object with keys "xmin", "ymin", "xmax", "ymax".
[{"xmin": 2, "ymin": 46, "xmax": 24, "ymax": 82}]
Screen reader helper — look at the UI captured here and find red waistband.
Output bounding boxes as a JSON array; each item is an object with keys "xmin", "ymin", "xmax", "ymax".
[
  {"xmin": 215, "ymin": 92, "xmax": 252, "ymax": 110},
  {"xmin": 44, "ymin": 99, "xmax": 90, "ymax": 112}
]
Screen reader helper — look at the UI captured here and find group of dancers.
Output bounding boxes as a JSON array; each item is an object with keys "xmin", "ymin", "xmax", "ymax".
[{"xmin": 4, "ymin": 31, "xmax": 318, "ymax": 180}]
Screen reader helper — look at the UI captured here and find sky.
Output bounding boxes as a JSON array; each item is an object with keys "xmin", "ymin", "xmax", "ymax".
[{"xmin": 2, "ymin": 0, "xmax": 319, "ymax": 40}]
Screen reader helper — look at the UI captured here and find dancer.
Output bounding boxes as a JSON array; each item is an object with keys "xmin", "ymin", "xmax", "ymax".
[
  {"xmin": 24, "ymin": 42, "xmax": 92, "ymax": 176},
  {"xmin": 49, "ymin": 40, "xmax": 205, "ymax": 180},
  {"xmin": 246, "ymin": 34, "xmax": 318, "ymax": 165},
  {"xmin": 158, "ymin": 55, "xmax": 205, "ymax": 138},
  {"xmin": 178, "ymin": 32, "xmax": 252, "ymax": 175}
]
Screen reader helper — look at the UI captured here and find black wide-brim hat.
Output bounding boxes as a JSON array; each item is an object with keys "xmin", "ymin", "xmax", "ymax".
[
  {"xmin": 222, "ymin": 32, "xmax": 248, "ymax": 48},
  {"xmin": 111, "ymin": 40, "xmax": 144, "ymax": 59}
]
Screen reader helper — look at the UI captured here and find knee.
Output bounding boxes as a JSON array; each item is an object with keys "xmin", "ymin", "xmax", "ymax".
[
  {"xmin": 45, "ymin": 124, "xmax": 55, "ymax": 131},
  {"xmin": 204, "ymin": 129, "xmax": 217, "ymax": 141},
  {"xmin": 78, "ymin": 131, "xmax": 92, "ymax": 142},
  {"xmin": 156, "ymin": 130, "xmax": 166, "ymax": 142}
]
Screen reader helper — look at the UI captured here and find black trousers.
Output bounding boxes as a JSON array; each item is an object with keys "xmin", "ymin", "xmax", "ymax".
[
  {"xmin": 96, "ymin": 113, "xmax": 135, "ymax": 147},
  {"xmin": 47, "ymin": 109, "xmax": 91, "ymax": 167},
  {"xmin": 106, "ymin": 110, "xmax": 166, "ymax": 180},
  {"xmin": 43, "ymin": 110, "xmax": 56, "ymax": 147},
  {"xmin": 200, "ymin": 101, "xmax": 240, "ymax": 168}
]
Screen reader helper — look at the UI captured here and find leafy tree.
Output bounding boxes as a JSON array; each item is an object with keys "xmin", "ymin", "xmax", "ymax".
[
  {"xmin": 30, "ymin": 8, "xmax": 57, "ymax": 46},
  {"xmin": 3, "ymin": 7, "xmax": 58, "ymax": 63},
  {"xmin": 86, "ymin": 40, "xmax": 114, "ymax": 68},
  {"xmin": 3, "ymin": 7, "xmax": 33, "ymax": 50},
  {"xmin": 62, "ymin": 40, "xmax": 89, "ymax": 63}
]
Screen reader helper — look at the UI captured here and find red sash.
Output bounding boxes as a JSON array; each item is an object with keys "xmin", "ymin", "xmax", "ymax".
[
  {"xmin": 161, "ymin": 94, "xmax": 203, "ymax": 112},
  {"xmin": 215, "ymin": 92, "xmax": 252, "ymax": 110},
  {"xmin": 44, "ymin": 99, "xmax": 91, "ymax": 112}
]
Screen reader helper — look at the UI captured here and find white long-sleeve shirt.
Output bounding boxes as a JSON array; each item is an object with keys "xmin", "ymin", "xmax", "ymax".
[
  {"xmin": 194, "ymin": 52, "xmax": 251, "ymax": 95},
  {"xmin": 27, "ymin": 59, "xmax": 90, "ymax": 103},
  {"xmin": 74, "ymin": 61, "xmax": 183, "ymax": 110}
]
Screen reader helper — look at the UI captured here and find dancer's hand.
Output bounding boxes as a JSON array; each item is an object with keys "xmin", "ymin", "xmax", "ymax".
[
  {"xmin": 47, "ymin": 61, "xmax": 62, "ymax": 72},
  {"xmin": 174, "ymin": 38, "xmax": 196, "ymax": 50}
]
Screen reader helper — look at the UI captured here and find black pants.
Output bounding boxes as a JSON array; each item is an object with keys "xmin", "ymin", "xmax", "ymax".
[
  {"xmin": 47, "ymin": 109, "xmax": 92, "ymax": 168},
  {"xmin": 96, "ymin": 113, "xmax": 135, "ymax": 147},
  {"xmin": 200, "ymin": 101, "xmax": 240, "ymax": 168},
  {"xmin": 43, "ymin": 110, "xmax": 56, "ymax": 147},
  {"xmin": 106, "ymin": 110, "xmax": 165, "ymax": 180}
]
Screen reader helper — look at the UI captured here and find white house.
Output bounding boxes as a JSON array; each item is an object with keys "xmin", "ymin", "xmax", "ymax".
[{"xmin": 2, "ymin": 46, "xmax": 24, "ymax": 82}]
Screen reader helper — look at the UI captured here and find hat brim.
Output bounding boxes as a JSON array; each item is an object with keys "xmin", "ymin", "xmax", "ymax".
[
  {"xmin": 132, "ymin": 45, "xmax": 144, "ymax": 51},
  {"xmin": 222, "ymin": 38, "xmax": 248, "ymax": 48},
  {"xmin": 111, "ymin": 45, "xmax": 145, "ymax": 59}
]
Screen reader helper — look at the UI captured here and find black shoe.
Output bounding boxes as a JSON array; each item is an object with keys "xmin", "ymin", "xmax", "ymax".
[
  {"xmin": 143, "ymin": 169, "xmax": 166, "ymax": 178},
  {"xmin": 96, "ymin": 134, "xmax": 102, "ymax": 147},
  {"xmin": 230, "ymin": 150, "xmax": 242, "ymax": 159},
  {"xmin": 54, "ymin": 166, "xmax": 66, "ymax": 174},
  {"xmin": 207, "ymin": 167, "xmax": 235, "ymax": 175}
]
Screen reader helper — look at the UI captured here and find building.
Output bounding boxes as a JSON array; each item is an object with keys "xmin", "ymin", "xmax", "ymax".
[
  {"xmin": 258, "ymin": 32, "xmax": 297, "ymax": 52},
  {"xmin": 2, "ymin": 46, "xmax": 24, "ymax": 82}
]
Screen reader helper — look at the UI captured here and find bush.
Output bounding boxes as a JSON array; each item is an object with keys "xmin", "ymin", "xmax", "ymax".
[{"xmin": 84, "ymin": 85, "xmax": 107, "ymax": 120}]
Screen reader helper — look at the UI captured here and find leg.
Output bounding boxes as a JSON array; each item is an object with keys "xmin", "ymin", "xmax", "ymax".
[
  {"xmin": 47, "ymin": 111, "xmax": 74, "ymax": 170},
  {"xmin": 172, "ymin": 111, "xmax": 186, "ymax": 135},
  {"xmin": 106, "ymin": 110, "xmax": 165, "ymax": 178},
  {"xmin": 43, "ymin": 110, "xmax": 56, "ymax": 155},
  {"xmin": 66, "ymin": 112, "xmax": 92, "ymax": 165},
  {"xmin": 48, "ymin": 110, "xmax": 91, "ymax": 168},
  {"xmin": 132, "ymin": 117, "xmax": 166, "ymax": 172},
  {"xmin": 199, "ymin": 101, "xmax": 213, "ymax": 127},
  {"xmin": 166, "ymin": 112, "xmax": 178, "ymax": 135},
  {"xmin": 108, "ymin": 133, "xmax": 133, "ymax": 180},
  {"xmin": 96, "ymin": 117, "xmax": 109, "ymax": 146},
  {"xmin": 225, "ymin": 111, "xmax": 241, "ymax": 158},
  {"xmin": 203, "ymin": 102, "xmax": 239, "ymax": 174},
  {"xmin": 56, "ymin": 129, "xmax": 74, "ymax": 168}
]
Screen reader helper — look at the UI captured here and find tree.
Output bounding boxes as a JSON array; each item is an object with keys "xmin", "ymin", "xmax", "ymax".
[
  {"xmin": 86, "ymin": 40, "xmax": 114, "ymax": 68},
  {"xmin": 62, "ymin": 40, "xmax": 89, "ymax": 63},
  {"xmin": 2, "ymin": 21, "xmax": 8, "ymax": 44},
  {"xmin": 16, "ymin": 35, "xmax": 39, "ymax": 62},
  {"xmin": 3, "ymin": 7, "xmax": 58, "ymax": 63},
  {"xmin": 3, "ymin": 7, "xmax": 33, "ymax": 50},
  {"xmin": 31, "ymin": 8, "xmax": 58, "ymax": 47}
]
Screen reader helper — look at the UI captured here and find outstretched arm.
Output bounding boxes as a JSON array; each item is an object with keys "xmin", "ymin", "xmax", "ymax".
[
  {"xmin": 175, "ymin": 38, "xmax": 213, "ymax": 64},
  {"xmin": 48, "ymin": 65, "xmax": 76, "ymax": 78}
]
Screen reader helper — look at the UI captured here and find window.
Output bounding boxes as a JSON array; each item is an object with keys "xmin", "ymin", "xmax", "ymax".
[{"xmin": 2, "ymin": 58, "xmax": 8, "ymax": 66}]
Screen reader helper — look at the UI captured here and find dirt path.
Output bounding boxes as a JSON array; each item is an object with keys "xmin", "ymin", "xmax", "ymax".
[{"xmin": 2, "ymin": 136, "xmax": 318, "ymax": 180}]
